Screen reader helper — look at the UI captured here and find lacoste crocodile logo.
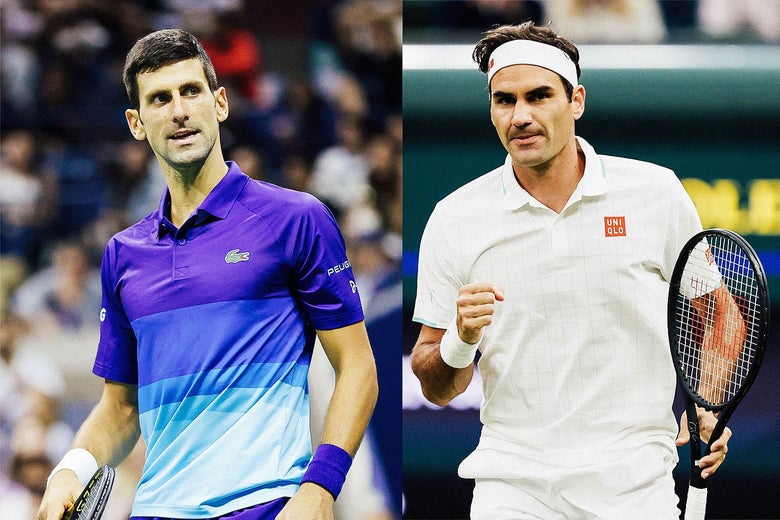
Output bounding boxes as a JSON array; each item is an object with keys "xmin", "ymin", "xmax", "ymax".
[{"xmin": 225, "ymin": 248, "xmax": 250, "ymax": 263}]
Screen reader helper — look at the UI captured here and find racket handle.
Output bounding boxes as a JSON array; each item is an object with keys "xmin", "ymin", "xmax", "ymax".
[{"xmin": 684, "ymin": 485, "xmax": 708, "ymax": 520}]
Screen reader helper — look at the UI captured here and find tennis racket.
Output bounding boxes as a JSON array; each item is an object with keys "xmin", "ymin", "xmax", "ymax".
[
  {"xmin": 64, "ymin": 465, "xmax": 115, "ymax": 520},
  {"xmin": 667, "ymin": 229, "xmax": 769, "ymax": 520}
]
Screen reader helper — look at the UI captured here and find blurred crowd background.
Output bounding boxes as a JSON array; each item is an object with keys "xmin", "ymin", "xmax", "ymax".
[
  {"xmin": 0, "ymin": 0, "xmax": 401, "ymax": 518},
  {"xmin": 404, "ymin": 0, "xmax": 779, "ymax": 43}
]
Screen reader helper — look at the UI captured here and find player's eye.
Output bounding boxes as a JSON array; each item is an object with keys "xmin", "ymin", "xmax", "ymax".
[
  {"xmin": 527, "ymin": 92, "xmax": 550, "ymax": 102},
  {"xmin": 182, "ymin": 85, "xmax": 201, "ymax": 97},
  {"xmin": 150, "ymin": 93, "xmax": 170, "ymax": 105}
]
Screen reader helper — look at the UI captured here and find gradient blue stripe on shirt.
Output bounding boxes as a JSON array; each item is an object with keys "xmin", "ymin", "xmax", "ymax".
[
  {"xmin": 131, "ymin": 299, "xmax": 312, "ymax": 389},
  {"xmin": 138, "ymin": 362, "xmax": 309, "ymax": 431}
]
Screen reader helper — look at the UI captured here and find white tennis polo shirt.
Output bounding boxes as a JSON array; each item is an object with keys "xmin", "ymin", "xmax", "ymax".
[{"xmin": 414, "ymin": 137, "xmax": 703, "ymax": 473}]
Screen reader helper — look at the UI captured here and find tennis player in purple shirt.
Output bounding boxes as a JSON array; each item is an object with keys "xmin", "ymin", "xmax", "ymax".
[{"xmin": 38, "ymin": 29, "xmax": 378, "ymax": 520}]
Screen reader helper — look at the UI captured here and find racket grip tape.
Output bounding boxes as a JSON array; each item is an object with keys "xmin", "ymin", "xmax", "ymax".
[
  {"xmin": 684, "ymin": 485, "xmax": 708, "ymax": 520},
  {"xmin": 301, "ymin": 443, "xmax": 352, "ymax": 499}
]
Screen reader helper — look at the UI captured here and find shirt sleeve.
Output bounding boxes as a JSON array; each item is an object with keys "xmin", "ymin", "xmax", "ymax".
[
  {"xmin": 93, "ymin": 238, "xmax": 139, "ymax": 384},
  {"xmin": 290, "ymin": 198, "xmax": 364, "ymax": 330},
  {"xmin": 412, "ymin": 204, "xmax": 461, "ymax": 330},
  {"xmin": 662, "ymin": 172, "xmax": 705, "ymax": 283}
]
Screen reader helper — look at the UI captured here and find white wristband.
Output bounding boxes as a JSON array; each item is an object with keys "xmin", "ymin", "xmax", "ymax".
[
  {"xmin": 47, "ymin": 448, "xmax": 98, "ymax": 487},
  {"xmin": 439, "ymin": 318, "xmax": 482, "ymax": 369}
]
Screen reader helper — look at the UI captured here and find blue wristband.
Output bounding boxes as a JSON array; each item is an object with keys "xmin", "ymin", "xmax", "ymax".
[{"xmin": 301, "ymin": 443, "xmax": 353, "ymax": 499}]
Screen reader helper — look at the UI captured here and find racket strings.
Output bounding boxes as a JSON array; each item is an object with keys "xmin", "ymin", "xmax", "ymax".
[{"xmin": 673, "ymin": 235, "xmax": 761, "ymax": 407}]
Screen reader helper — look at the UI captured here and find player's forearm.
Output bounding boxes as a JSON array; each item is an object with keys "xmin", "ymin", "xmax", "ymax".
[
  {"xmin": 411, "ymin": 339, "xmax": 473, "ymax": 406},
  {"xmin": 699, "ymin": 350, "xmax": 735, "ymax": 405},
  {"xmin": 71, "ymin": 380, "xmax": 141, "ymax": 467},
  {"xmin": 316, "ymin": 323, "xmax": 378, "ymax": 456},
  {"xmin": 320, "ymin": 354, "xmax": 378, "ymax": 456},
  {"xmin": 692, "ymin": 286, "xmax": 746, "ymax": 360}
]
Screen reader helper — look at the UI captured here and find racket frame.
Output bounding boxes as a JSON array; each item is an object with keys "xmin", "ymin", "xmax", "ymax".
[
  {"xmin": 66, "ymin": 464, "xmax": 115, "ymax": 520},
  {"xmin": 667, "ymin": 228, "xmax": 769, "ymax": 491}
]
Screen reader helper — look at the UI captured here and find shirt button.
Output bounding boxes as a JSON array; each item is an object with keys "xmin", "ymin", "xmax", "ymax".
[{"xmin": 178, "ymin": 239, "xmax": 186, "ymax": 245}]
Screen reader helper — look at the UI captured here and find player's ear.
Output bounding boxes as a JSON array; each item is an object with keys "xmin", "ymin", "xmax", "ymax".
[
  {"xmin": 214, "ymin": 87, "xmax": 229, "ymax": 123},
  {"xmin": 125, "ymin": 109, "xmax": 147, "ymax": 141},
  {"xmin": 572, "ymin": 84, "xmax": 586, "ymax": 120},
  {"xmin": 488, "ymin": 90, "xmax": 498, "ymax": 129}
]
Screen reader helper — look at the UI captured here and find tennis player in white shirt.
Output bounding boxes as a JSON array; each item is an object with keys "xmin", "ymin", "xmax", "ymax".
[{"xmin": 411, "ymin": 21, "xmax": 732, "ymax": 519}]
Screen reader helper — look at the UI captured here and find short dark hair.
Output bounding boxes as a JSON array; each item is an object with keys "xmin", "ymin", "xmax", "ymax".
[
  {"xmin": 472, "ymin": 22, "xmax": 581, "ymax": 100},
  {"xmin": 123, "ymin": 29, "xmax": 219, "ymax": 109}
]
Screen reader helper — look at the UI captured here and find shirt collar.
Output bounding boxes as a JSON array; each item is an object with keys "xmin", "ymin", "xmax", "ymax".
[
  {"xmin": 501, "ymin": 136, "xmax": 607, "ymax": 211},
  {"xmin": 156, "ymin": 161, "xmax": 249, "ymax": 238}
]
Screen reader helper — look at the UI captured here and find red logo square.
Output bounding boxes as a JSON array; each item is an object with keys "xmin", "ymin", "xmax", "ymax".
[{"xmin": 604, "ymin": 216, "xmax": 626, "ymax": 237}]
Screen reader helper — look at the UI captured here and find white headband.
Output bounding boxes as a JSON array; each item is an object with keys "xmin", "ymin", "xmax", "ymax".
[{"xmin": 487, "ymin": 39, "xmax": 578, "ymax": 88}]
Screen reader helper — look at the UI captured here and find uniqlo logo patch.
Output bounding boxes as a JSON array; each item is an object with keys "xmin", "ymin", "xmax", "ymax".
[{"xmin": 604, "ymin": 216, "xmax": 627, "ymax": 237}]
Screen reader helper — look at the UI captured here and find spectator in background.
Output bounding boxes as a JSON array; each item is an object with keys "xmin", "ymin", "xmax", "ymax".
[
  {"xmin": 438, "ymin": 0, "xmax": 544, "ymax": 30},
  {"xmin": 342, "ymin": 204, "xmax": 400, "ymax": 312},
  {"xmin": 385, "ymin": 112, "xmax": 402, "ymax": 151},
  {"xmin": 198, "ymin": 8, "xmax": 264, "ymax": 106},
  {"xmin": 698, "ymin": 0, "xmax": 780, "ymax": 43},
  {"xmin": 78, "ymin": 212, "xmax": 129, "ymax": 271},
  {"xmin": 280, "ymin": 155, "xmax": 314, "ymax": 193},
  {"xmin": 366, "ymin": 131, "xmax": 401, "ymax": 234},
  {"xmin": 2, "ymin": 419, "xmax": 54, "ymax": 519},
  {"xmin": 0, "ymin": 0, "xmax": 44, "ymax": 128},
  {"xmin": 41, "ymin": 135, "xmax": 108, "ymax": 240},
  {"xmin": 34, "ymin": 1, "xmax": 131, "ymax": 143},
  {"xmin": 285, "ymin": 76, "xmax": 339, "ymax": 163},
  {"xmin": 544, "ymin": 0, "xmax": 667, "ymax": 43},
  {"xmin": 332, "ymin": 0, "xmax": 401, "ymax": 125},
  {"xmin": 0, "ymin": 311, "xmax": 68, "ymax": 458},
  {"xmin": 103, "ymin": 140, "xmax": 167, "ymax": 226},
  {"xmin": 331, "ymin": 73, "xmax": 371, "ymax": 122},
  {"xmin": 0, "ymin": 130, "xmax": 59, "ymax": 269},
  {"xmin": 657, "ymin": 0, "xmax": 699, "ymax": 37},
  {"xmin": 0, "ymin": 467, "xmax": 40, "ymax": 520},
  {"xmin": 309, "ymin": 113, "xmax": 372, "ymax": 213},
  {"xmin": 0, "ymin": 310, "xmax": 71, "ymax": 519},
  {"xmin": 12, "ymin": 240, "xmax": 101, "ymax": 335},
  {"xmin": 229, "ymin": 145, "xmax": 267, "ymax": 181}
]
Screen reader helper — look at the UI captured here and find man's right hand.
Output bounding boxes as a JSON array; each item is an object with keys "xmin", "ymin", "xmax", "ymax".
[
  {"xmin": 37, "ymin": 470, "xmax": 83, "ymax": 520},
  {"xmin": 456, "ymin": 282, "xmax": 505, "ymax": 344}
]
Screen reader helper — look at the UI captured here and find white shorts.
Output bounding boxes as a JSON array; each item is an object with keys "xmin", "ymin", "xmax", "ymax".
[{"xmin": 469, "ymin": 444, "xmax": 680, "ymax": 520}]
